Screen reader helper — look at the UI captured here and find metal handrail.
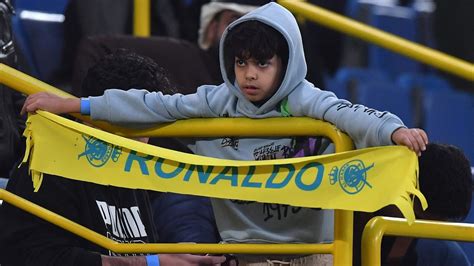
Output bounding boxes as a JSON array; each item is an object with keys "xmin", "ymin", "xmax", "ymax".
[
  {"xmin": 133, "ymin": 0, "xmax": 150, "ymax": 36},
  {"xmin": 361, "ymin": 216, "xmax": 474, "ymax": 266},
  {"xmin": 0, "ymin": 64, "xmax": 355, "ymax": 264},
  {"xmin": 278, "ymin": 0, "xmax": 474, "ymax": 81},
  {"xmin": 0, "ymin": 188, "xmax": 336, "ymax": 254}
]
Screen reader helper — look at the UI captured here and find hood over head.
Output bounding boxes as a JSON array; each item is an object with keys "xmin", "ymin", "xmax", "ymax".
[{"xmin": 219, "ymin": 2, "xmax": 307, "ymax": 114}]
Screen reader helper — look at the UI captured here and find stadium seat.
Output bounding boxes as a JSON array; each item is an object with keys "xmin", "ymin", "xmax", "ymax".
[
  {"xmin": 11, "ymin": 11, "xmax": 38, "ymax": 77},
  {"xmin": 367, "ymin": 5, "xmax": 422, "ymax": 78},
  {"xmin": 355, "ymin": 81, "xmax": 415, "ymax": 128},
  {"xmin": 422, "ymin": 90, "xmax": 474, "ymax": 163},
  {"xmin": 396, "ymin": 73, "xmax": 454, "ymax": 127},
  {"xmin": 332, "ymin": 67, "xmax": 391, "ymax": 102},
  {"xmin": 14, "ymin": 0, "xmax": 69, "ymax": 13},
  {"xmin": 11, "ymin": 0, "xmax": 69, "ymax": 82},
  {"xmin": 397, "ymin": 72, "xmax": 453, "ymax": 92}
]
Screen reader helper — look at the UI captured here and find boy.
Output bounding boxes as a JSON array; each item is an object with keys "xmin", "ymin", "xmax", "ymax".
[
  {"xmin": 2, "ymin": 50, "xmax": 225, "ymax": 266},
  {"xmin": 22, "ymin": 1, "xmax": 428, "ymax": 261}
]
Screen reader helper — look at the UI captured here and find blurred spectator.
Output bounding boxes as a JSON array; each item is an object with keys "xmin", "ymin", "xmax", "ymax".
[
  {"xmin": 0, "ymin": 0, "xmax": 26, "ymax": 179},
  {"xmin": 197, "ymin": 0, "xmax": 257, "ymax": 50}
]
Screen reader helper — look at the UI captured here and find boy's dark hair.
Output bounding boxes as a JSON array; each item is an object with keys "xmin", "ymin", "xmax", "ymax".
[
  {"xmin": 223, "ymin": 20, "xmax": 289, "ymax": 83},
  {"xmin": 80, "ymin": 49, "xmax": 176, "ymax": 97},
  {"xmin": 418, "ymin": 143, "xmax": 472, "ymax": 221}
]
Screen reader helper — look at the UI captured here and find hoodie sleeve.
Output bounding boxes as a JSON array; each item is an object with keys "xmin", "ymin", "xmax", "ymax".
[
  {"xmin": 289, "ymin": 82, "xmax": 405, "ymax": 148},
  {"xmin": 89, "ymin": 85, "xmax": 224, "ymax": 125}
]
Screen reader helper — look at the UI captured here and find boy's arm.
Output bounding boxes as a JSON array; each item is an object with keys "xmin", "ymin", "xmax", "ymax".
[
  {"xmin": 22, "ymin": 86, "xmax": 221, "ymax": 124},
  {"xmin": 290, "ymin": 86, "xmax": 427, "ymax": 154},
  {"xmin": 88, "ymin": 88, "xmax": 211, "ymax": 124},
  {"xmin": 323, "ymin": 99, "xmax": 428, "ymax": 154},
  {"xmin": 21, "ymin": 92, "xmax": 80, "ymax": 115}
]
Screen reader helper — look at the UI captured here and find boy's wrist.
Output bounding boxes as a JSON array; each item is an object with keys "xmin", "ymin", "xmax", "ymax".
[
  {"xmin": 79, "ymin": 98, "xmax": 90, "ymax": 115},
  {"xmin": 58, "ymin": 98, "xmax": 81, "ymax": 114},
  {"xmin": 146, "ymin": 255, "xmax": 160, "ymax": 266}
]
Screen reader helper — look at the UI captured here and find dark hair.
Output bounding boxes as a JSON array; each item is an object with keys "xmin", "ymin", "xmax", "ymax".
[
  {"xmin": 223, "ymin": 20, "xmax": 289, "ymax": 82},
  {"xmin": 418, "ymin": 143, "xmax": 472, "ymax": 221},
  {"xmin": 80, "ymin": 49, "xmax": 175, "ymax": 97}
]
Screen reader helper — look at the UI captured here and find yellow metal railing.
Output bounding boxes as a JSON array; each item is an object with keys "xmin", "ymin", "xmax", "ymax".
[
  {"xmin": 133, "ymin": 0, "xmax": 150, "ymax": 37},
  {"xmin": 361, "ymin": 216, "xmax": 474, "ymax": 266},
  {"xmin": 0, "ymin": 188, "xmax": 338, "ymax": 255},
  {"xmin": 278, "ymin": 1, "xmax": 474, "ymax": 82},
  {"xmin": 0, "ymin": 63, "xmax": 355, "ymax": 264}
]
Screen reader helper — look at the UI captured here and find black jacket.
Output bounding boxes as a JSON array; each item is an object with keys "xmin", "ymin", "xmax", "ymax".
[{"xmin": 0, "ymin": 165, "xmax": 158, "ymax": 266}]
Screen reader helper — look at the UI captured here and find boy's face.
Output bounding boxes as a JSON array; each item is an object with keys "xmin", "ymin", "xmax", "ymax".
[{"xmin": 234, "ymin": 55, "xmax": 283, "ymax": 102}]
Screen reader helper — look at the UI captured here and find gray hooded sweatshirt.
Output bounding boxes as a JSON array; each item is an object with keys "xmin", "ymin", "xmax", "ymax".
[{"xmin": 89, "ymin": 3, "xmax": 404, "ymax": 243}]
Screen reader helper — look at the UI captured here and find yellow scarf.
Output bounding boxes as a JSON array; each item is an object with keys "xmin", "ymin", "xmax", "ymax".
[{"xmin": 23, "ymin": 111, "xmax": 426, "ymax": 222}]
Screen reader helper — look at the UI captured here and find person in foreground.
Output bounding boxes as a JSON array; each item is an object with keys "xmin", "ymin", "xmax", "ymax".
[
  {"xmin": 406, "ymin": 143, "xmax": 472, "ymax": 266},
  {"xmin": 0, "ymin": 50, "xmax": 225, "ymax": 266},
  {"xmin": 353, "ymin": 143, "xmax": 472, "ymax": 266},
  {"xmin": 21, "ymin": 2, "xmax": 428, "ymax": 264}
]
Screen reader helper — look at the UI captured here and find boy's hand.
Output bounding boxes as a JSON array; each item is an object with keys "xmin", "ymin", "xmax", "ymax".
[
  {"xmin": 21, "ymin": 92, "xmax": 80, "ymax": 115},
  {"xmin": 391, "ymin": 127, "xmax": 428, "ymax": 156}
]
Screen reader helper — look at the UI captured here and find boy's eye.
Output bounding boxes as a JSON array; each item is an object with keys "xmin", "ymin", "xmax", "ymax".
[
  {"xmin": 235, "ymin": 59, "xmax": 246, "ymax": 66},
  {"xmin": 258, "ymin": 61, "xmax": 269, "ymax": 67}
]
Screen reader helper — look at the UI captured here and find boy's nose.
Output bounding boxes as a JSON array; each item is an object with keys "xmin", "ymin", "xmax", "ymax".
[{"xmin": 245, "ymin": 67, "xmax": 257, "ymax": 80}]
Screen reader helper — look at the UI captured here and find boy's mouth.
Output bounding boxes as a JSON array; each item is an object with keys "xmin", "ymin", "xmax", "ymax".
[{"xmin": 242, "ymin": 86, "xmax": 258, "ymax": 95}]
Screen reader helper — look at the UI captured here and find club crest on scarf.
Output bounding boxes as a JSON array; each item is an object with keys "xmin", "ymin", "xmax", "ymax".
[
  {"xmin": 78, "ymin": 135, "xmax": 122, "ymax": 167},
  {"xmin": 329, "ymin": 160, "xmax": 374, "ymax": 194}
]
